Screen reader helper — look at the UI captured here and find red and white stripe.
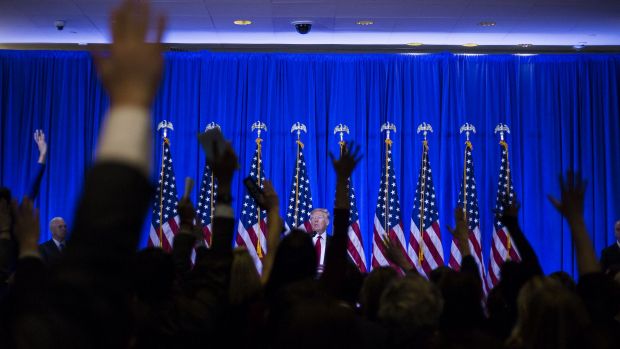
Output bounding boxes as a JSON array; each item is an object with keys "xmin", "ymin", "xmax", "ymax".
[
  {"xmin": 148, "ymin": 216, "xmax": 179, "ymax": 252},
  {"xmin": 347, "ymin": 220, "xmax": 367, "ymax": 273},
  {"xmin": 448, "ymin": 226, "xmax": 489, "ymax": 293},
  {"xmin": 407, "ymin": 219, "xmax": 444, "ymax": 278},
  {"xmin": 487, "ymin": 225, "xmax": 521, "ymax": 288},
  {"xmin": 235, "ymin": 218, "xmax": 267, "ymax": 272},
  {"xmin": 371, "ymin": 216, "xmax": 409, "ymax": 270}
]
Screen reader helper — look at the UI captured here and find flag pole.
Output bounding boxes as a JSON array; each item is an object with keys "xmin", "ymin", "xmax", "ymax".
[
  {"xmin": 416, "ymin": 122, "xmax": 433, "ymax": 264},
  {"xmin": 252, "ymin": 121, "xmax": 268, "ymax": 259},
  {"xmin": 157, "ymin": 120, "xmax": 174, "ymax": 248},
  {"xmin": 494, "ymin": 123, "xmax": 512, "ymax": 252},
  {"xmin": 459, "ymin": 123, "xmax": 476, "ymax": 227},
  {"xmin": 290, "ymin": 122, "xmax": 307, "ymax": 228},
  {"xmin": 206, "ymin": 122, "xmax": 220, "ymax": 247},
  {"xmin": 381, "ymin": 122, "xmax": 396, "ymax": 239}
]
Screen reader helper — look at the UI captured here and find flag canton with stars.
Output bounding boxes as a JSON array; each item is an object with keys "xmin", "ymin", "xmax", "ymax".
[
  {"xmin": 375, "ymin": 146, "xmax": 402, "ymax": 230},
  {"xmin": 493, "ymin": 143, "xmax": 514, "ymax": 229},
  {"xmin": 412, "ymin": 146, "xmax": 439, "ymax": 230},
  {"xmin": 151, "ymin": 140, "xmax": 179, "ymax": 228},
  {"xmin": 286, "ymin": 144, "xmax": 313, "ymax": 230},
  {"xmin": 348, "ymin": 183, "xmax": 360, "ymax": 224},
  {"xmin": 196, "ymin": 164, "xmax": 217, "ymax": 227},
  {"xmin": 241, "ymin": 146, "xmax": 267, "ymax": 228},
  {"xmin": 458, "ymin": 144, "xmax": 480, "ymax": 230}
]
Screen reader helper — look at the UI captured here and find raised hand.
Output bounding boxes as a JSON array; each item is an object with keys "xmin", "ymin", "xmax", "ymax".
[
  {"xmin": 94, "ymin": 0, "xmax": 166, "ymax": 108},
  {"xmin": 178, "ymin": 197, "xmax": 196, "ymax": 228},
  {"xmin": 12, "ymin": 197, "xmax": 40, "ymax": 254},
  {"xmin": 329, "ymin": 141, "xmax": 362, "ymax": 180},
  {"xmin": 211, "ymin": 143, "xmax": 238, "ymax": 188},
  {"xmin": 33, "ymin": 130, "xmax": 47, "ymax": 164},
  {"xmin": 547, "ymin": 171, "xmax": 586, "ymax": 222},
  {"xmin": 447, "ymin": 206, "xmax": 471, "ymax": 256},
  {"xmin": 262, "ymin": 180, "xmax": 280, "ymax": 211},
  {"xmin": 382, "ymin": 235, "xmax": 414, "ymax": 272}
]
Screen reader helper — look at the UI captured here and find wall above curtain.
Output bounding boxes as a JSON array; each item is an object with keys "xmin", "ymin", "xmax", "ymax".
[{"xmin": 1, "ymin": 50, "xmax": 619, "ymax": 277}]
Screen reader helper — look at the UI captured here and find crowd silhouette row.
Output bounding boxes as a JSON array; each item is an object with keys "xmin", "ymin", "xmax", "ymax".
[{"xmin": 0, "ymin": 1, "xmax": 619, "ymax": 348}]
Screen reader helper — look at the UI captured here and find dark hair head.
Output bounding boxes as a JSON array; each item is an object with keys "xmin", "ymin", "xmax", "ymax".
[
  {"xmin": 0, "ymin": 187, "xmax": 11, "ymax": 203},
  {"xmin": 132, "ymin": 248, "xmax": 175, "ymax": 302},
  {"xmin": 509, "ymin": 276, "xmax": 590, "ymax": 349},
  {"xmin": 265, "ymin": 229, "xmax": 316, "ymax": 299},
  {"xmin": 549, "ymin": 271, "xmax": 576, "ymax": 292},
  {"xmin": 359, "ymin": 266, "xmax": 399, "ymax": 321}
]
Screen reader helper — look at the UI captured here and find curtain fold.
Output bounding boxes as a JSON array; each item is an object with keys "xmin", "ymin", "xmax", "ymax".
[{"xmin": 1, "ymin": 50, "xmax": 619, "ymax": 276}]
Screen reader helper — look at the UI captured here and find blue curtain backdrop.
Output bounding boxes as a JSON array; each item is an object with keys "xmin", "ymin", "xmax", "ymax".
[{"xmin": 1, "ymin": 50, "xmax": 619, "ymax": 277}]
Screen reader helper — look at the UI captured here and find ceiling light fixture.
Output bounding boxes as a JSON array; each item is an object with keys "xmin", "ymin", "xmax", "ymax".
[
  {"xmin": 406, "ymin": 42, "xmax": 423, "ymax": 46},
  {"xmin": 573, "ymin": 42, "xmax": 587, "ymax": 50},
  {"xmin": 356, "ymin": 20, "xmax": 374, "ymax": 26},
  {"xmin": 478, "ymin": 21, "xmax": 496, "ymax": 27},
  {"xmin": 233, "ymin": 20, "xmax": 252, "ymax": 25},
  {"xmin": 462, "ymin": 43, "xmax": 479, "ymax": 47},
  {"xmin": 518, "ymin": 43, "xmax": 532, "ymax": 48}
]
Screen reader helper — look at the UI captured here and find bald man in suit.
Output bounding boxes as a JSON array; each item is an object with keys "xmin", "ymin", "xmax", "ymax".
[
  {"xmin": 39, "ymin": 217, "xmax": 67, "ymax": 264},
  {"xmin": 600, "ymin": 220, "xmax": 620, "ymax": 273}
]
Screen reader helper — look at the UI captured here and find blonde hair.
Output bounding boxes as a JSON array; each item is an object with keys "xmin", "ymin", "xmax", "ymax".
[{"xmin": 229, "ymin": 247, "xmax": 262, "ymax": 305}]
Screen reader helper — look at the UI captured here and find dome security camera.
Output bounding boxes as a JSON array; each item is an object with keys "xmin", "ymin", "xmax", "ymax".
[
  {"xmin": 55, "ymin": 20, "xmax": 66, "ymax": 31},
  {"xmin": 292, "ymin": 21, "xmax": 312, "ymax": 35}
]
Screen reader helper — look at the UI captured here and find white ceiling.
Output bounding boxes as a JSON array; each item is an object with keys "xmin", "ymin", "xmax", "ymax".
[{"xmin": 0, "ymin": 0, "xmax": 619, "ymax": 47}]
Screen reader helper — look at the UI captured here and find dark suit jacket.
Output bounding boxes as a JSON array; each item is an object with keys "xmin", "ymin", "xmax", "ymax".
[
  {"xmin": 39, "ymin": 239, "xmax": 62, "ymax": 264},
  {"xmin": 600, "ymin": 242, "xmax": 620, "ymax": 272}
]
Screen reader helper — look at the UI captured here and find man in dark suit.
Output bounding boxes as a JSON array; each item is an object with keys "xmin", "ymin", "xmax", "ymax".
[
  {"xmin": 600, "ymin": 220, "xmax": 620, "ymax": 273},
  {"xmin": 39, "ymin": 217, "xmax": 67, "ymax": 264},
  {"xmin": 310, "ymin": 208, "xmax": 332, "ymax": 272}
]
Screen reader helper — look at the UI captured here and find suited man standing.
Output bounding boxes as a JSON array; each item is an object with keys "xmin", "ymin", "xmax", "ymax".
[
  {"xmin": 39, "ymin": 217, "xmax": 67, "ymax": 264},
  {"xmin": 600, "ymin": 220, "xmax": 620, "ymax": 273},
  {"xmin": 310, "ymin": 208, "xmax": 331, "ymax": 272}
]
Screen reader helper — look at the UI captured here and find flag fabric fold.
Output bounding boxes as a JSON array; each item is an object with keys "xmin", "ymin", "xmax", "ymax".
[
  {"xmin": 196, "ymin": 163, "xmax": 217, "ymax": 247},
  {"xmin": 448, "ymin": 140, "xmax": 488, "ymax": 292},
  {"xmin": 338, "ymin": 141, "xmax": 368, "ymax": 273},
  {"xmin": 235, "ymin": 139, "xmax": 268, "ymax": 272},
  {"xmin": 407, "ymin": 140, "xmax": 444, "ymax": 277},
  {"xmin": 149, "ymin": 138, "xmax": 180, "ymax": 252},
  {"xmin": 285, "ymin": 140, "xmax": 313, "ymax": 232},
  {"xmin": 371, "ymin": 138, "xmax": 410, "ymax": 270},
  {"xmin": 487, "ymin": 140, "xmax": 521, "ymax": 288}
]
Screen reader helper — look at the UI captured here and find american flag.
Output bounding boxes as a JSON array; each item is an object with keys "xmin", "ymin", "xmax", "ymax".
[
  {"xmin": 448, "ymin": 141, "xmax": 488, "ymax": 290},
  {"xmin": 196, "ymin": 163, "xmax": 217, "ymax": 247},
  {"xmin": 148, "ymin": 137, "xmax": 180, "ymax": 252},
  {"xmin": 487, "ymin": 140, "xmax": 521, "ymax": 288},
  {"xmin": 285, "ymin": 140, "xmax": 313, "ymax": 232},
  {"xmin": 407, "ymin": 141, "xmax": 444, "ymax": 277},
  {"xmin": 371, "ymin": 137, "xmax": 410, "ymax": 269},
  {"xmin": 337, "ymin": 139, "xmax": 368, "ymax": 273},
  {"xmin": 346, "ymin": 177, "xmax": 368, "ymax": 273},
  {"xmin": 235, "ymin": 139, "xmax": 268, "ymax": 272}
]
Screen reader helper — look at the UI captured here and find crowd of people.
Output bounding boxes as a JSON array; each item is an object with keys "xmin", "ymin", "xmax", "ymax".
[{"xmin": 0, "ymin": 1, "xmax": 619, "ymax": 348}]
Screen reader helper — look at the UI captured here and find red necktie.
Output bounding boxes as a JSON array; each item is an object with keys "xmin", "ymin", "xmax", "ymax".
[{"xmin": 315, "ymin": 235, "xmax": 322, "ymax": 266}]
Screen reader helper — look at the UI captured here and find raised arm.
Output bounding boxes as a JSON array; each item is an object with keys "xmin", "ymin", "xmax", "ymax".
[
  {"xmin": 209, "ymin": 143, "xmax": 238, "ymax": 254},
  {"xmin": 499, "ymin": 202, "xmax": 543, "ymax": 276},
  {"xmin": 261, "ymin": 180, "xmax": 282, "ymax": 284},
  {"xmin": 28, "ymin": 130, "xmax": 48, "ymax": 200},
  {"xmin": 322, "ymin": 142, "xmax": 361, "ymax": 292},
  {"xmin": 548, "ymin": 171, "xmax": 599, "ymax": 276}
]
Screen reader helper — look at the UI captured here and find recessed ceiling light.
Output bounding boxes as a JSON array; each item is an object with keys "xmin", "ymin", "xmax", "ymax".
[
  {"xmin": 406, "ymin": 42, "xmax": 424, "ymax": 46},
  {"xmin": 233, "ymin": 19, "xmax": 252, "ymax": 25},
  {"xmin": 462, "ymin": 43, "xmax": 479, "ymax": 47},
  {"xmin": 518, "ymin": 43, "xmax": 532, "ymax": 48},
  {"xmin": 478, "ymin": 21, "xmax": 496, "ymax": 27},
  {"xmin": 357, "ymin": 20, "xmax": 374, "ymax": 26}
]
